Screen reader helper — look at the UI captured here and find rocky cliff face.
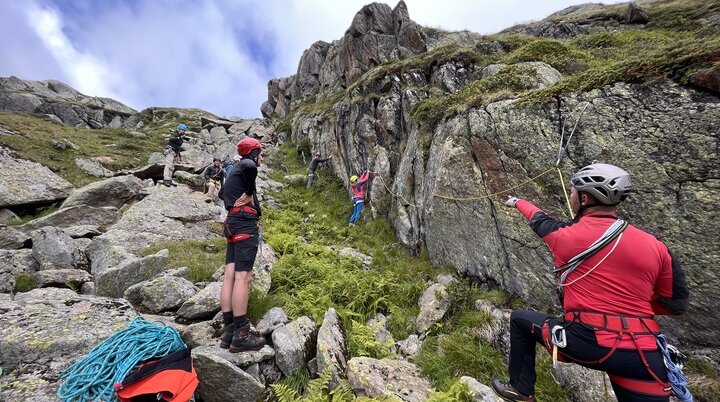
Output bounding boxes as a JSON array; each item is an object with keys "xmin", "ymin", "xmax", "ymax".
[
  {"xmin": 267, "ymin": 0, "xmax": 720, "ymax": 347},
  {"xmin": 0, "ymin": 76, "xmax": 137, "ymax": 128}
]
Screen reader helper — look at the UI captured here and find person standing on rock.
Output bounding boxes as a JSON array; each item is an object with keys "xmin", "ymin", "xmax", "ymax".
[
  {"xmin": 203, "ymin": 157, "xmax": 225, "ymax": 202},
  {"xmin": 306, "ymin": 151, "xmax": 332, "ymax": 188},
  {"xmin": 219, "ymin": 137, "xmax": 267, "ymax": 353},
  {"xmin": 348, "ymin": 170, "xmax": 370, "ymax": 227},
  {"xmin": 162, "ymin": 123, "xmax": 191, "ymax": 187},
  {"xmin": 493, "ymin": 163, "xmax": 689, "ymax": 402}
]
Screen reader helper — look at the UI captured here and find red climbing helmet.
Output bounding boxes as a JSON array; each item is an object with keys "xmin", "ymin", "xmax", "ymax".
[{"xmin": 237, "ymin": 138, "xmax": 263, "ymax": 156}]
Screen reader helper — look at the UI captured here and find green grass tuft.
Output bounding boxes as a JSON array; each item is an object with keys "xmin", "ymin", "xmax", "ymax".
[
  {"xmin": 13, "ymin": 273, "xmax": 37, "ymax": 293},
  {"xmin": 141, "ymin": 238, "xmax": 225, "ymax": 283}
]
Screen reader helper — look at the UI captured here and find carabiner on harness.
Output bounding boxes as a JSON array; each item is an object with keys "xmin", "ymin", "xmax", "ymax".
[
  {"xmin": 551, "ymin": 325, "xmax": 567, "ymax": 369},
  {"xmin": 551, "ymin": 325, "xmax": 567, "ymax": 348}
]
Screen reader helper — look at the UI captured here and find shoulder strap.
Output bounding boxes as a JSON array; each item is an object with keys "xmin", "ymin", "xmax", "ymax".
[{"xmin": 554, "ymin": 219, "xmax": 628, "ymax": 287}]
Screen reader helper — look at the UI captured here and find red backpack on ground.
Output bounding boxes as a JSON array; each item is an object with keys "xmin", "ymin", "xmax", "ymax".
[{"xmin": 114, "ymin": 347, "xmax": 198, "ymax": 402}]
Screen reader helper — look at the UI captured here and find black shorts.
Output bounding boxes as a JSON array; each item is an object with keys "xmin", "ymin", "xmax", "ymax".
[
  {"xmin": 225, "ymin": 238, "xmax": 258, "ymax": 271},
  {"xmin": 224, "ymin": 214, "xmax": 260, "ymax": 271}
]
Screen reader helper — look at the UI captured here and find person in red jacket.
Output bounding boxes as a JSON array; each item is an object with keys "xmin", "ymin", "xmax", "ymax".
[
  {"xmin": 348, "ymin": 170, "xmax": 370, "ymax": 227},
  {"xmin": 492, "ymin": 163, "xmax": 689, "ymax": 402}
]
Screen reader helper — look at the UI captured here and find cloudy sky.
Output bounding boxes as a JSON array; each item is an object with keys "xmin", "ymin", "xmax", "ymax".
[{"xmin": 0, "ymin": 0, "xmax": 625, "ymax": 118}]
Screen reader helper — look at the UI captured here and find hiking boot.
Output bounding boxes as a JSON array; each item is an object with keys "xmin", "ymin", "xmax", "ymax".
[
  {"xmin": 219, "ymin": 323, "xmax": 234, "ymax": 349},
  {"xmin": 229, "ymin": 325, "xmax": 266, "ymax": 353},
  {"xmin": 491, "ymin": 379, "xmax": 535, "ymax": 402},
  {"xmin": 162, "ymin": 180, "xmax": 175, "ymax": 187}
]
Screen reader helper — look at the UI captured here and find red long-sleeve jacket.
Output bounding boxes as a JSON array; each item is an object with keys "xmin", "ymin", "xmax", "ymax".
[
  {"xmin": 351, "ymin": 171, "xmax": 370, "ymax": 200},
  {"xmin": 516, "ymin": 200, "xmax": 689, "ymax": 348}
]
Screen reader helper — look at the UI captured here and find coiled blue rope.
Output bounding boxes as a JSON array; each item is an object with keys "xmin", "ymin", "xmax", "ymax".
[
  {"xmin": 657, "ymin": 334, "xmax": 693, "ymax": 402},
  {"xmin": 57, "ymin": 316, "xmax": 186, "ymax": 402}
]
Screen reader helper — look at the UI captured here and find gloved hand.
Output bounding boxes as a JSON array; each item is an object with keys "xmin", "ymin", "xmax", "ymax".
[{"xmin": 504, "ymin": 196, "xmax": 520, "ymax": 208}]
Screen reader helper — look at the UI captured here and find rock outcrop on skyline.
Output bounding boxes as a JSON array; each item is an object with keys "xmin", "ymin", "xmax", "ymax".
[{"xmin": 0, "ymin": 76, "xmax": 137, "ymax": 128}]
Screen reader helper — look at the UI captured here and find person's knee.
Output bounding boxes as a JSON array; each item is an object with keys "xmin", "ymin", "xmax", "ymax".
[{"xmin": 233, "ymin": 270, "xmax": 253, "ymax": 285}]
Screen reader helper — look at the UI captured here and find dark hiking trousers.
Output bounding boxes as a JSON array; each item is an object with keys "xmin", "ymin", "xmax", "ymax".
[{"xmin": 509, "ymin": 310, "xmax": 669, "ymax": 402}]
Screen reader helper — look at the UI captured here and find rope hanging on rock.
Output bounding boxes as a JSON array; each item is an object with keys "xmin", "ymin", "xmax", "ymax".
[
  {"xmin": 555, "ymin": 101, "xmax": 590, "ymax": 219},
  {"xmin": 57, "ymin": 316, "xmax": 186, "ymax": 402}
]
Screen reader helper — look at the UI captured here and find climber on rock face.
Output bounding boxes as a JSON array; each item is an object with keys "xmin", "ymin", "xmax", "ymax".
[
  {"xmin": 492, "ymin": 163, "xmax": 690, "ymax": 402},
  {"xmin": 306, "ymin": 151, "xmax": 332, "ymax": 188},
  {"xmin": 348, "ymin": 170, "xmax": 370, "ymax": 228},
  {"xmin": 218, "ymin": 137, "xmax": 267, "ymax": 353},
  {"xmin": 162, "ymin": 123, "xmax": 191, "ymax": 187}
]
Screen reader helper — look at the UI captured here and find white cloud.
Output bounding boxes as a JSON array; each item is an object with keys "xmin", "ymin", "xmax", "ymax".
[
  {"xmin": 26, "ymin": 4, "xmax": 122, "ymax": 103},
  {"xmin": 1, "ymin": 0, "xmax": 628, "ymax": 118}
]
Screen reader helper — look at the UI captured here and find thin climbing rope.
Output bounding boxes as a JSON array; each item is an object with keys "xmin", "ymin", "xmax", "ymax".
[{"xmin": 57, "ymin": 316, "xmax": 186, "ymax": 402}]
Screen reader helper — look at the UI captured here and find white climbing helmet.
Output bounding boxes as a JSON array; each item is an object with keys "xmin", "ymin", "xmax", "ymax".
[{"xmin": 570, "ymin": 163, "xmax": 633, "ymax": 205}]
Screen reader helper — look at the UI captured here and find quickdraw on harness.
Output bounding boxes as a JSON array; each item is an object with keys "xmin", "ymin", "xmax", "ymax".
[
  {"xmin": 223, "ymin": 205, "xmax": 258, "ymax": 243},
  {"xmin": 657, "ymin": 334, "xmax": 694, "ymax": 402}
]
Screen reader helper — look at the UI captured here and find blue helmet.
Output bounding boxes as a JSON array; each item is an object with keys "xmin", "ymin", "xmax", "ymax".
[{"xmin": 177, "ymin": 123, "xmax": 188, "ymax": 131}]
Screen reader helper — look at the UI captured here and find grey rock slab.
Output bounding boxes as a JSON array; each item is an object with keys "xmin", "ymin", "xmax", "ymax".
[
  {"xmin": 259, "ymin": 360, "xmax": 283, "ymax": 385},
  {"xmin": 0, "ymin": 225, "xmax": 30, "ymax": 249},
  {"xmin": 180, "ymin": 320, "xmax": 216, "ymax": 348},
  {"xmin": 33, "ymin": 268, "xmax": 92, "ymax": 289},
  {"xmin": 193, "ymin": 345, "xmax": 275, "ymax": 368},
  {"xmin": 0, "ymin": 249, "xmax": 39, "ymax": 292},
  {"xmin": 316, "ymin": 308, "xmax": 348, "ymax": 389},
  {"xmin": 61, "ymin": 175, "xmax": 145, "ymax": 209},
  {"xmin": 459, "ymin": 376, "xmax": 503, "ymax": 402},
  {"xmin": 19, "ymin": 205, "xmax": 120, "ymax": 232},
  {"xmin": 0, "ymin": 147, "xmax": 74, "ymax": 208},
  {"xmin": 327, "ymin": 246, "xmax": 373, "ymax": 270},
  {"xmin": 161, "ymin": 266, "xmax": 190, "ymax": 278},
  {"xmin": 282, "ymin": 174, "xmax": 307, "ymax": 186},
  {"xmin": 367, "ymin": 313, "xmax": 394, "ymax": 345},
  {"xmin": 192, "ymin": 347, "xmax": 266, "ymax": 402},
  {"xmin": 415, "ymin": 281, "xmax": 452, "ymax": 334},
  {"xmin": 176, "ymin": 281, "xmax": 222, "ymax": 320},
  {"xmin": 251, "ymin": 241, "xmax": 276, "ymax": 294},
  {"xmin": 173, "ymin": 170, "xmax": 204, "ymax": 189},
  {"xmin": 554, "ymin": 363, "xmax": 618, "ymax": 402},
  {"xmin": 119, "ymin": 162, "xmax": 195, "ymax": 180},
  {"xmin": 347, "ymin": 357, "xmax": 431, "ymax": 402},
  {"xmin": 0, "ymin": 208, "xmax": 20, "ymax": 225},
  {"xmin": 395, "ymin": 334, "xmax": 421, "ymax": 361},
  {"xmin": 74, "ymin": 157, "xmax": 113, "ymax": 178},
  {"xmin": 31, "ymin": 226, "xmax": 88, "ymax": 270},
  {"xmin": 123, "ymin": 275, "xmax": 198, "ymax": 313},
  {"xmin": 94, "ymin": 249, "xmax": 169, "ymax": 298},
  {"xmin": 90, "ymin": 185, "xmax": 221, "ymax": 253},
  {"xmin": 256, "ymin": 307, "xmax": 289, "ymax": 335},
  {"xmin": 62, "ymin": 224, "xmax": 102, "ymax": 239},
  {"xmin": 473, "ymin": 300, "xmax": 512, "ymax": 357},
  {"xmin": 272, "ymin": 316, "xmax": 317, "ymax": 376},
  {"xmin": 0, "ymin": 288, "xmax": 137, "ymax": 371},
  {"xmin": 80, "ymin": 281, "xmax": 95, "ymax": 294}
]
